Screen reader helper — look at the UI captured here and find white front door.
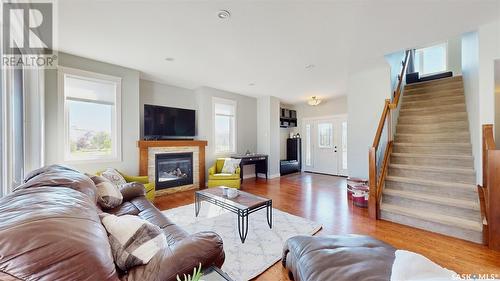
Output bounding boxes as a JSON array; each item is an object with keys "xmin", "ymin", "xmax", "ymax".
[{"xmin": 303, "ymin": 116, "xmax": 348, "ymax": 176}]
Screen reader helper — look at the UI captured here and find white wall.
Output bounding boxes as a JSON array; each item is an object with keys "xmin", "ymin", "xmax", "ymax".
[
  {"xmin": 347, "ymin": 59, "xmax": 392, "ymax": 179},
  {"xmin": 448, "ymin": 36, "xmax": 463, "ymax": 75},
  {"xmin": 495, "ymin": 61, "xmax": 500, "ymax": 143},
  {"xmin": 257, "ymin": 96, "xmax": 271, "ymax": 159},
  {"xmin": 478, "ymin": 20, "xmax": 500, "ymax": 184},
  {"xmin": 478, "ymin": 21, "xmax": 500, "ymax": 131},
  {"xmin": 194, "ymin": 87, "xmax": 258, "ymax": 177},
  {"xmin": 460, "ymin": 20, "xmax": 500, "ymax": 185},
  {"xmin": 256, "ymin": 96, "xmax": 280, "ymax": 177},
  {"xmin": 294, "ymin": 96, "xmax": 348, "ymax": 143},
  {"xmin": 140, "ymin": 82, "xmax": 258, "ymax": 178},
  {"xmin": 385, "ymin": 50, "xmax": 406, "ymax": 137},
  {"xmin": 139, "ymin": 80, "xmax": 197, "ymax": 138},
  {"xmin": 270, "ymin": 97, "xmax": 281, "ymax": 176},
  {"xmin": 462, "ymin": 31, "xmax": 480, "ymax": 184},
  {"xmin": 45, "ymin": 52, "xmax": 140, "ymax": 175},
  {"xmin": 295, "ymin": 96, "xmax": 348, "ymax": 119}
]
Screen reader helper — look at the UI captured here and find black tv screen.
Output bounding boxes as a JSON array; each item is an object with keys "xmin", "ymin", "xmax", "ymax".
[{"xmin": 144, "ymin": 105, "xmax": 196, "ymax": 139}]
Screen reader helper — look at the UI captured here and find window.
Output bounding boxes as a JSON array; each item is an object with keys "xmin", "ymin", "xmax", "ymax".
[
  {"xmin": 1, "ymin": 64, "xmax": 25, "ymax": 193},
  {"xmin": 59, "ymin": 67, "xmax": 121, "ymax": 162},
  {"xmin": 12, "ymin": 67, "xmax": 24, "ymax": 188},
  {"xmin": 414, "ymin": 43, "xmax": 447, "ymax": 76},
  {"xmin": 317, "ymin": 123, "xmax": 333, "ymax": 148},
  {"xmin": 213, "ymin": 97, "xmax": 236, "ymax": 154}
]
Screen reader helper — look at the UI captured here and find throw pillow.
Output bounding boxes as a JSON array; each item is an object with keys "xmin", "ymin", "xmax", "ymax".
[
  {"xmin": 90, "ymin": 175, "xmax": 123, "ymax": 209},
  {"xmin": 101, "ymin": 168, "xmax": 127, "ymax": 188},
  {"xmin": 221, "ymin": 158, "xmax": 240, "ymax": 174},
  {"xmin": 100, "ymin": 213, "xmax": 167, "ymax": 271}
]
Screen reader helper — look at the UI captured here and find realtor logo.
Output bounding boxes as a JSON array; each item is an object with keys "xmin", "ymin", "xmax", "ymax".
[{"xmin": 2, "ymin": 1, "xmax": 57, "ymax": 68}]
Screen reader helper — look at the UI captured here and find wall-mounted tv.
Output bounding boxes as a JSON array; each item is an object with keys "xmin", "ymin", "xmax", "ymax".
[{"xmin": 144, "ymin": 104, "xmax": 196, "ymax": 139}]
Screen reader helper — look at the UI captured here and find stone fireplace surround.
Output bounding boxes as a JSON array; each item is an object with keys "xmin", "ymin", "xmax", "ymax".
[{"xmin": 138, "ymin": 140, "xmax": 207, "ymax": 195}]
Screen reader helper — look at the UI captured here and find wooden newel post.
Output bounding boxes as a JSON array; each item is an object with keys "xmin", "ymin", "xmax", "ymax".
[{"xmin": 368, "ymin": 147, "xmax": 377, "ymax": 219}]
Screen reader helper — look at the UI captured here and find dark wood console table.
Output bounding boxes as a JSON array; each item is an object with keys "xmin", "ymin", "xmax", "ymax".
[{"xmin": 231, "ymin": 154, "xmax": 268, "ymax": 182}]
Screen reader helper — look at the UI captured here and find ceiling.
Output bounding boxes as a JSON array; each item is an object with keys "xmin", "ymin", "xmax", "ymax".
[{"xmin": 56, "ymin": 0, "xmax": 500, "ymax": 103}]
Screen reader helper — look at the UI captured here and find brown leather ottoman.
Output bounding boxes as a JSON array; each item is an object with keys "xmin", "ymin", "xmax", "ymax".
[{"xmin": 282, "ymin": 235, "xmax": 396, "ymax": 281}]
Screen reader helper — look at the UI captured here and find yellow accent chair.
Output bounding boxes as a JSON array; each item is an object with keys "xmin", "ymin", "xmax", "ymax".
[
  {"xmin": 97, "ymin": 170, "xmax": 156, "ymax": 202},
  {"xmin": 207, "ymin": 159, "xmax": 241, "ymax": 189}
]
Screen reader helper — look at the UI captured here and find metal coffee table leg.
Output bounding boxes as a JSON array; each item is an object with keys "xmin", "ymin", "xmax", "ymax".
[
  {"xmin": 237, "ymin": 210, "xmax": 249, "ymax": 243},
  {"xmin": 267, "ymin": 201, "xmax": 273, "ymax": 228},
  {"xmin": 195, "ymin": 193, "xmax": 201, "ymax": 217}
]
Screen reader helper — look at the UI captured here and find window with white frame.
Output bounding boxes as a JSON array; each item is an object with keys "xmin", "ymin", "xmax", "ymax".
[
  {"xmin": 414, "ymin": 43, "xmax": 448, "ymax": 76},
  {"xmin": 213, "ymin": 98, "xmax": 236, "ymax": 154},
  {"xmin": 59, "ymin": 67, "xmax": 121, "ymax": 162},
  {"xmin": 317, "ymin": 122, "xmax": 333, "ymax": 148}
]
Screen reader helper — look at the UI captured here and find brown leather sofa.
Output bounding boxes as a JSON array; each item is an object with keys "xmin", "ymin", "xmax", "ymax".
[
  {"xmin": 282, "ymin": 235, "xmax": 396, "ymax": 281},
  {"xmin": 0, "ymin": 165, "xmax": 225, "ymax": 281}
]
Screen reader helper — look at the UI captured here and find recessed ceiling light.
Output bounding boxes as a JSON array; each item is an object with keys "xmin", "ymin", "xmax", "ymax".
[
  {"xmin": 165, "ymin": 57, "xmax": 175, "ymax": 62},
  {"xmin": 305, "ymin": 64, "xmax": 315, "ymax": 69},
  {"xmin": 217, "ymin": 10, "xmax": 231, "ymax": 19},
  {"xmin": 248, "ymin": 83, "xmax": 255, "ymax": 86}
]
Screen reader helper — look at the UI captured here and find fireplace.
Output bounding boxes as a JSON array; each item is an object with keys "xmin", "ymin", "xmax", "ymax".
[{"xmin": 155, "ymin": 152, "xmax": 194, "ymax": 190}]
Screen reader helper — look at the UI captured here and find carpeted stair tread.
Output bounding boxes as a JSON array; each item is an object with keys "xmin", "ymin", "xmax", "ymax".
[
  {"xmin": 383, "ymin": 189, "xmax": 479, "ymax": 210},
  {"xmin": 393, "ymin": 142, "xmax": 471, "ymax": 147},
  {"xmin": 402, "ymin": 88, "xmax": 464, "ymax": 101},
  {"xmin": 390, "ymin": 153, "xmax": 473, "ymax": 160},
  {"xmin": 404, "ymin": 76, "xmax": 462, "ymax": 89},
  {"xmin": 399, "ymin": 103, "xmax": 466, "ymax": 112},
  {"xmin": 385, "ymin": 176, "xmax": 477, "ymax": 190},
  {"xmin": 380, "ymin": 203, "xmax": 482, "ymax": 232},
  {"xmin": 397, "ymin": 112, "xmax": 468, "ymax": 123},
  {"xmin": 388, "ymin": 164, "xmax": 475, "ymax": 174},
  {"xmin": 401, "ymin": 95, "xmax": 465, "ymax": 109}
]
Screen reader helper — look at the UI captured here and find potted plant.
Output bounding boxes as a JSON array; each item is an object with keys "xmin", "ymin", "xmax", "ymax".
[{"xmin": 177, "ymin": 263, "xmax": 202, "ymax": 281}]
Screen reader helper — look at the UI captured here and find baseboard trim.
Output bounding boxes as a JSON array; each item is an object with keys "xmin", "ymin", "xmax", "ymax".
[
  {"xmin": 245, "ymin": 173, "xmax": 282, "ymax": 180},
  {"xmin": 304, "ymin": 171, "xmax": 348, "ymax": 178}
]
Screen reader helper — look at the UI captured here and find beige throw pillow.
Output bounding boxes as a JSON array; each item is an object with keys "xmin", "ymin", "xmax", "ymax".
[
  {"xmin": 221, "ymin": 158, "xmax": 241, "ymax": 174},
  {"xmin": 101, "ymin": 168, "xmax": 127, "ymax": 188},
  {"xmin": 100, "ymin": 213, "xmax": 167, "ymax": 271},
  {"xmin": 90, "ymin": 175, "xmax": 123, "ymax": 209}
]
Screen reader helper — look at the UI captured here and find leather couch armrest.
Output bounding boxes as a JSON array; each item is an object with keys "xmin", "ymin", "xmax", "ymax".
[
  {"xmin": 119, "ymin": 182, "xmax": 146, "ymax": 201},
  {"xmin": 169, "ymin": 231, "xmax": 225, "ymax": 272},
  {"xmin": 124, "ymin": 231, "xmax": 225, "ymax": 281}
]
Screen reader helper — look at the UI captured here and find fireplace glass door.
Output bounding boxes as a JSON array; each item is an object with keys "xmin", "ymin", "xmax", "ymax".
[{"xmin": 155, "ymin": 152, "xmax": 194, "ymax": 189}]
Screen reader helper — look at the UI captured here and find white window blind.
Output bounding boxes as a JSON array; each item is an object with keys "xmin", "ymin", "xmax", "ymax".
[{"xmin": 213, "ymin": 98, "xmax": 236, "ymax": 154}]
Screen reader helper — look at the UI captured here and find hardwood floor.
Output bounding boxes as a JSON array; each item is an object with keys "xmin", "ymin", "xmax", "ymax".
[{"xmin": 155, "ymin": 172, "xmax": 500, "ymax": 280}]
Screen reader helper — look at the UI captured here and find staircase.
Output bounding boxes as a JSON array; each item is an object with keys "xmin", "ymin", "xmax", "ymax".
[{"xmin": 380, "ymin": 76, "xmax": 483, "ymax": 243}]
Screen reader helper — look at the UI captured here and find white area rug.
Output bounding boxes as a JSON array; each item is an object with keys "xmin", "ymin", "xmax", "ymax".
[{"xmin": 162, "ymin": 202, "xmax": 322, "ymax": 281}]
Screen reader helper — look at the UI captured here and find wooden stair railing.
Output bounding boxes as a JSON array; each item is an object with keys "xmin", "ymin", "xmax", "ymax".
[
  {"xmin": 481, "ymin": 124, "xmax": 500, "ymax": 250},
  {"xmin": 368, "ymin": 50, "xmax": 410, "ymax": 219}
]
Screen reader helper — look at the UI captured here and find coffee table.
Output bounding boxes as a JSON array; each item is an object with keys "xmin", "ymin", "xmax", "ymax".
[
  {"xmin": 201, "ymin": 266, "xmax": 233, "ymax": 281},
  {"xmin": 195, "ymin": 187, "xmax": 272, "ymax": 243}
]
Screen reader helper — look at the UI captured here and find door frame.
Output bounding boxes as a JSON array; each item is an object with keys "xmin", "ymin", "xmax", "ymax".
[{"xmin": 301, "ymin": 114, "xmax": 348, "ymax": 176}]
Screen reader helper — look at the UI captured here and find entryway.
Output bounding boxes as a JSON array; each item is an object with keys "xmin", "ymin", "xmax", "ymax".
[{"xmin": 303, "ymin": 115, "xmax": 348, "ymax": 176}]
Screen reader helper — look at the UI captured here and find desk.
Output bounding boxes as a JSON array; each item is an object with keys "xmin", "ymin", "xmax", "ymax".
[{"xmin": 231, "ymin": 154, "xmax": 268, "ymax": 183}]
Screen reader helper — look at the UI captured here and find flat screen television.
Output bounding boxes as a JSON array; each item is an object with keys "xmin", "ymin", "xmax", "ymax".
[{"xmin": 144, "ymin": 104, "xmax": 196, "ymax": 139}]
